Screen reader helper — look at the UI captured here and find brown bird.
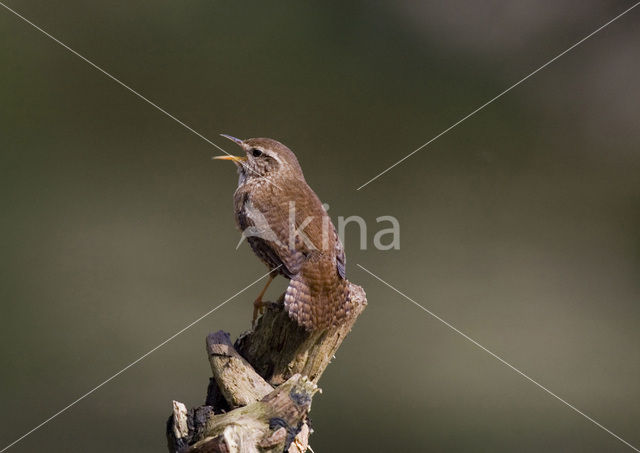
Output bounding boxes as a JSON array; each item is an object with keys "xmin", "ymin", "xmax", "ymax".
[{"xmin": 215, "ymin": 135, "xmax": 352, "ymax": 330}]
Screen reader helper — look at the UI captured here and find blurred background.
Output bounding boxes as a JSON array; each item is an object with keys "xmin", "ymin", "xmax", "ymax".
[{"xmin": 1, "ymin": 1, "xmax": 639, "ymax": 451}]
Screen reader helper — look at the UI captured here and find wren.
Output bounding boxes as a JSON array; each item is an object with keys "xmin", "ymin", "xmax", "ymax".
[{"xmin": 215, "ymin": 135, "xmax": 352, "ymax": 331}]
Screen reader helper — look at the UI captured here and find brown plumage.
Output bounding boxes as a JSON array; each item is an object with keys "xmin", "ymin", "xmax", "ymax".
[{"xmin": 215, "ymin": 135, "xmax": 352, "ymax": 330}]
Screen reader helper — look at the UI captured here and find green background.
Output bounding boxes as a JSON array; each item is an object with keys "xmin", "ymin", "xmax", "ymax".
[{"xmin": 1, "ymin": 1, "xmax": 639, "ymax": 451}]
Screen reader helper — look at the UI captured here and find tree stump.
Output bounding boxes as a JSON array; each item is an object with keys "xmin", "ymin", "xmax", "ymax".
[{"xmin": 166, "ymin": 283, "xmax": 366, "ymax": 452}]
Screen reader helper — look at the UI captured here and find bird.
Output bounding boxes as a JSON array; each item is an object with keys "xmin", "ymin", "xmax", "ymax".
[{"xmin": 214, "ymin": 135, "xmax": 352, "ymax": 331}]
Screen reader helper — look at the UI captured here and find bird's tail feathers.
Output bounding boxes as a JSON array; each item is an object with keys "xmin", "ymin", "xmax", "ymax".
[{"xmin": 284, "ymin": 258, "xmax": 352, "ymax": 331}]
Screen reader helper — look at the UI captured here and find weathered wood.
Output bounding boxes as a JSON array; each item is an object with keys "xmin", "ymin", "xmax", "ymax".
[
  {"xmin": 172, "ymin": 401, "xmax": 189, "ymax": 439},
  {"xmin": 183, "ymin": 434, "xmax": 229, "ymax": 453},
  {"xmin": 206, "ymin": 331, "xmax": 273, "ymax": 408},
  {"xmin": 167, "ymin": 405, "xmax": 215, "ymax": 452},
  {"xmin": 236, "ymin": 283, "xmax": 367, "ymax": 385},
  {"xmin": 167, "ymin": 283, "xmax": 366, "ymax": 452},
  {"xmin": 182, "ymin": 374, "xmax": 316, "ymax": 453}
]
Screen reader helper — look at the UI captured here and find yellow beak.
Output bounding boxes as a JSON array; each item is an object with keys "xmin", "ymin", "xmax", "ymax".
[{"xmin": 213, "ymin": 155, "xmax": 247, "ymax": 163}]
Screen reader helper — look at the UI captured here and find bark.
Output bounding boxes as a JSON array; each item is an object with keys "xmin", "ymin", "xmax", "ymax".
[{"xmin": 166, "ymin": 283, "xmax": 366, "ymax": 453}]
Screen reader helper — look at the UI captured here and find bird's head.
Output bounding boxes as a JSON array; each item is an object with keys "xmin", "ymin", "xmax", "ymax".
[{"xmin": 215, "ymin": 135, "xmax": 304, "ymax": 184}]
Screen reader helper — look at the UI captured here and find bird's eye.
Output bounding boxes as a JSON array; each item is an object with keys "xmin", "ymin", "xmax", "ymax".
[{"xmin": 251, "ymin": 149, "xmax": 262, "ymax": 157}]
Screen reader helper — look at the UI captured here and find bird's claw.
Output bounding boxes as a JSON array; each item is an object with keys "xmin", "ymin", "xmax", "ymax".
[{"xmin": 252, "ymin": 298, "xmax": 266, "ymax": 326}]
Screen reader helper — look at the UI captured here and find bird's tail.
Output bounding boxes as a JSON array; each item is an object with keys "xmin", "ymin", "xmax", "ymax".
[{"xmin": 284, "ymin": 257, "xmax": 352, "ymax": 331}]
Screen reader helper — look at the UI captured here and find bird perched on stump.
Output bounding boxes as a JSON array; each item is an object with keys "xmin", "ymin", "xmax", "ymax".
[{"xmin": 215, "ymin": 135, "xmax": 352, "ymax": 331}]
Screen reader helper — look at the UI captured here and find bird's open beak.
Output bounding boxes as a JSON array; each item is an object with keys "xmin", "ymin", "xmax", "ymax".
[
  {"xmin": 213, "ymin": 155, "xmax": 247, "ymax": 163},
  {"xmin": 214, "ymin": 134, "xmax": 248, "ymax": 163}
]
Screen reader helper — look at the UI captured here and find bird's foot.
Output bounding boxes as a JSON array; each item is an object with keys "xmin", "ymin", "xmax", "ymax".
[{"xmin": 252, "ymin": 298, "xmax": 266, "ymax": 326}]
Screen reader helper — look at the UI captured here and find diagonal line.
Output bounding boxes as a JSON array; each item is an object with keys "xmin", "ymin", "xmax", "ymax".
[
  {"xmin": 0, "ymin": 1, "xmax": 278, "ymax": 187},
  {"xmin": 0, "ymin": 266, "xmax": 279, "ymax": 453},
  {"xmin": 0, "ymin": 1, "xmax": 228, "ymax": 154},
  {"xmin": 356, "ymin": 263, "xmax": 640, "ymax": 452},
  {"xmin": 356, "ymin": 2, "xmax": 640, "ymax": 190}
]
